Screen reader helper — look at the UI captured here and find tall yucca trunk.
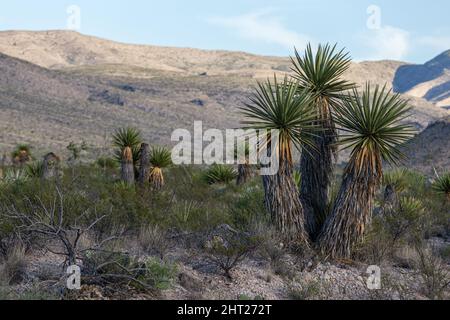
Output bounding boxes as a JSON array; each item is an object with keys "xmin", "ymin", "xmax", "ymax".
[
  {"xmin": 236, "ymin": 163, "xmax": 251, "ymax": 186},
  {"xmin": 121, "ymin": 147, "xmax": 135, "ymax": 185},
  {"xmin": 42, "ymin": 153, "xmax": 61, "ymax": 181},
  {"xmin": 137, "ymin": 143, "xmax": 150, "ymax": 186},
  {"xmin": 149, "ymin": 167, "xmax": 164, "ymax": 190},
  {"xmin": 300, "ymin": 99, "xmax": 336, "ymax": 240},
  {"xmin": 318, "ymin": 161, "xmax": 380, "ymax": 259},
  {"xmin": 263, "ymin": 157, "xmax": 310, "ymax": 246}
]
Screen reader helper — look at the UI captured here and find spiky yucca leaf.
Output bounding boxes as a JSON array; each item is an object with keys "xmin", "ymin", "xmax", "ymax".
[
  {"xmin": 112, "ymin": 128, "xmax": 143, "ymax": 163},
  {"xmin": 149, "ymin": 146, "xmax": 173, "ymax": 169},
  {"xmin": 291, "ymin": 43, "xmax": 354, "ymax": 102},
  {"xmin": 240, "ymin": 76, "xmax": 317, "ymax": 163},
  {"xmin": 335, "ymin": 84, "xmax": 415, "ymax": 176},
  {"xmin": 1, "ymin": 169, "xmax": 29, "ymax": 185},
  {"xmin": 432, "ymin": 172, "xmax": 450, "ymax": 200},
  {"xmin": 204, "ymin": 164, "xmax": 237, "ymax": 185},
  {"xmin": 383, "ymin": 168, "xmax": 409, "ymax": 193}
]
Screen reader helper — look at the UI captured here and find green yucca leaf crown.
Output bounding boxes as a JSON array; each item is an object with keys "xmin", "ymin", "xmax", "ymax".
[
  {"xmin": 112, "ymin": 127, "xmax": 143, "ymax": 163},
  {"xmin": 240, "ymin": 75, "xmax": 318, "ymax": 164},
  {"xmin": 432, "ymin": 172, "xmax": 450, "ymax": 198},
  {"xmin": 291, "ymin": 43, "xmax": 355, "ymax": 101},
  {"xmin": 150, "ymin": 146, "xmax": 173, "ymax": 169},
  {"xmin": 335, "ymin": 83, "xmax": 415, "ymax": 174},
  {"xmin": 203, "ymin": 164, "xmax": 237, "ymax": 185}
]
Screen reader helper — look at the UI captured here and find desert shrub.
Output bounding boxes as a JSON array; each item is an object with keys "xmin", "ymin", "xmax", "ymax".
[
  {"xmin": 401, "ymin": 170, "xmax": 427, "ymax": 196},
  {"xmin": 138, "ymin": 257, "xmax": 177, "ymax": 291},
  {"xmin": 138, "ymin": 225, "xmax": 171, "ymax": 259},
  {"xmin": 288, "ymin": 280, "xmax": 329, "ymax": 300},
  {"xmin": 0, "ymin": 245, "xmax": 27, "ymax": 285},
  {"xmin": 84, "ymin": 251, "xmax": 176, "ymax": 292},
  {"xmin": 383, "ymin": 168, "xmax": 409, "ymax": 193},
  {"xmin": 438, "ymin": 245, "xmax": 450, "ymax": 264},
  {"xmin": 205, "ymin": 230, "xmax": 260, "ymax": 279},
  {"xmin": 414, "ymin": 243, "xmax": 450, "ymax": 300},
  {"xmin": 203, "ymin": 164, "xmax": 237, "ymax": 185},
  {"xmin": 358, "ymin": 196, "xmax": 427, "ymax": 264},
  {"xmin": 96, "ymin": 156, "xmax": 118, "ymax": 169},
  {"xmin": 0, "ymin": 284, "xmax": 59, "ymax": 300},
  {"xmin": 432, "ymin": 172, "xmax": 450, "ymax": 202},
  {"xmin": 229, "ymin": 184, "xmax": 267, "ymax": 228},
  {"xmin": 238, "ymin": 294, "xmax": 265, "ymax": 300}
]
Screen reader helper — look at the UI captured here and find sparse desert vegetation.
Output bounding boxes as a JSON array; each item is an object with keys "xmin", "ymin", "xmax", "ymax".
[{"xmin": 0, "ymin": 43, "xmax": 449, "ymax": 301}]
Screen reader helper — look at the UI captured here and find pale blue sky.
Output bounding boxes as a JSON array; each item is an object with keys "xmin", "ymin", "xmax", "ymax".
[{"xmin": 0, "ymin": 0, "xmax": 449, "ymax": 63}]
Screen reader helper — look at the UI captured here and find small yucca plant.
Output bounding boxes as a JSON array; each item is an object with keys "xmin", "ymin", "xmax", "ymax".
[
  {"xmin": 112, "ymin": 128, "xmax": 143, "ymax": 163},
  {"xmin": 149, "ymin": 146, "xmax": 172, "ymax": 190},
  {"xmin": 11, "ymin": 144, "xmax": 32, "ymax": 166},
  {"xmin": 432, "ymin": 172, "xmax": 450, "ymax": 202},
  {"xmin": 112, "ymin": 128, "xmax": 143, "ymax": 185},
  {"xmin": 204, "ymin": 164, "xmax": 237, "ymax": 185},
  {"xmin": 383, "ymin": 169, "xmax": 409, "ymax": 194},
  {"xmin": 385, "ymin": 196, "xmax": 425, "ymax": 237},
  {"xmin": 1, "ymin": 169, "xmax": 29, "ymax": 185}
]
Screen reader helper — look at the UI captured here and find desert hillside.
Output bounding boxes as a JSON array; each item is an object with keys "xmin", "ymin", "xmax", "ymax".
[
  {"xmin": 395, "ymin": 50, "xmax": 450, "ymax": 109},
  {"xmin": 403, "ymin": 116, "xmax": 450, "ymax": 174},
  {"xmin": 0, "ymin": 30, "xmax": 448, "ymax": 165}
]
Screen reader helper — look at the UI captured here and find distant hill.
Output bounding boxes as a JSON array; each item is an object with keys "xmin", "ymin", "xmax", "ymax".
[
  {"xmin": 394, "ymin": 50, "xmax": 450, "ymax": 109},
  {"xmin": 403, "ymin": 117, "xmax": 450, "ymax": 174},
  {"xmin": 0, "ymin": 30, "xmax": 290, "ymax": 77},
  {"xmin": 0, "ymin": 30, "xmax": 448, "ymax": 166}
]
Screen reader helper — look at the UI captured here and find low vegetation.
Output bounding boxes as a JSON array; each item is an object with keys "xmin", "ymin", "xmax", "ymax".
[{"xmin": 0, "ymin": 42, "xmax": 448, "ymax": 300}]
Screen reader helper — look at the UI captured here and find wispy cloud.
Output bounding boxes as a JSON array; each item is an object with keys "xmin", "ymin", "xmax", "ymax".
[
  {"xmin": 207, "ymin": 9, "xmax": 312, "ymax": 52},
  {"xmin": 360, "ymin": 26, "xmax": 410, "ymax": 61}
]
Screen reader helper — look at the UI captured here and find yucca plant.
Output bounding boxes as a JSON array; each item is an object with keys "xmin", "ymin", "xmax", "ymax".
[
  {"xmin": 112, "ymin": 128, "xmax": 143, "ymax": 185},
  {"xmin": 204, "ymin": 164, "xmax": 237, "ymax": 185},
  {"xmin": 26, "ymin": 161, "xmax": 44, "ymax": 178},
  {"xmin": 11, "ymin": 144, "xmax": 32, "ymax": 167},
  {"xmin": 385, "ymin": 196, "xmax": 425, "ymax": 244},
  {"xmin": 149, "ymin": 146, "xmax": 172, "ymax": 190},
  {"xmin": 1, "ymin": 168, "xmax": 29, "ymax": 185},
  {"xmin": 240, "ymin": 76, "xmax": 317, "ymax": 245},
  {"xmin": 383, "ymin": 168, "xmax": 409, "ymax": 194},
  {"xmin": 382, "ymin": 168, "xmax": 408, "ymax": 209},
  {"xmin": 291, "ymin": 43, "xmax": 355, "ymax": 239},
  {"xmin": 432, "ymin": 172, "xmax": 450, "ymax": 202},
  {"xmin": 318, "ymin": 84, "xmax": 415, "ymax": 259}
]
